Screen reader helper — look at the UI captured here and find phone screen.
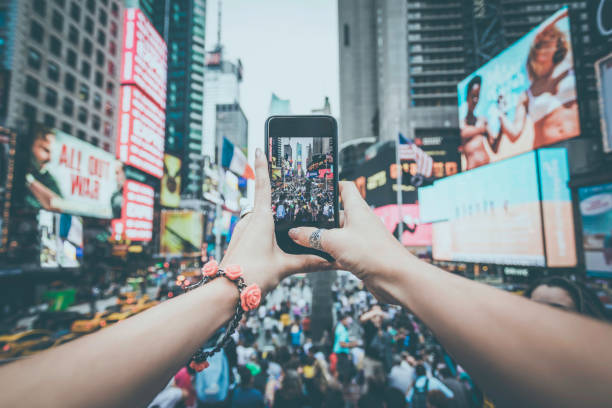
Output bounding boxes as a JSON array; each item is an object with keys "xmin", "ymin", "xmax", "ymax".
[{"xmin": 267, "ymin": 116, "xmax": 338, "ymax": 258}]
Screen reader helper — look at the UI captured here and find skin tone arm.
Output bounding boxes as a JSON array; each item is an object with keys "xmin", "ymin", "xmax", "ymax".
[
  {"xmin": 498, "ymin": 93, "xmax": 528, "ymax": 143},
  {"xmin": 290, "ymin": 181, "xmax": 612, "ymax": 408},
  {"xmin": 0, "ymin": 149, "xmax": 329, "ymax": 408}
]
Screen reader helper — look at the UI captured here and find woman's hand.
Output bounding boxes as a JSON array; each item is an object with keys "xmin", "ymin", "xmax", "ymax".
[
  {"xmin": 287, "ymin": 181, "xmax": 411, "ymax": 304},
  {"xmin": 220, "ymin": 148, "xmax": 332, "ymax": 294}
]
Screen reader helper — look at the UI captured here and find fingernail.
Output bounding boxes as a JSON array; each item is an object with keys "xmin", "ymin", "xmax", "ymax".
[
  {"xmin": 288, "ymin": 228, "xmax": 298, "ymax": 239},
  {"xmin": 255, "ymin": 148, "xmax": 262, "ymax": 158}
]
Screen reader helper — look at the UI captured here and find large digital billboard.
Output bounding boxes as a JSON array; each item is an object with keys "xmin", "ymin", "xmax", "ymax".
[
  {"xmin": 161, "ymin": 154, "xmax": 181, "ymax": 208},
  {"xmin": 111, "ymin": 179, "xmax": 154, "ymax": 242},
  {"xmin": 595, "ymin": 53, "xmax": 612, "ymax": 153},
  {"xmin": 22, "ymin": 127, "xmax": 119, "ymax": 219},
  {"xmin": 0, "ymin": 127, "xmax": 16, "ymax": 252},
  {"xmin": 578, "ymin": 183, "xmax": 612, "ymax": 278},
  {"xmin": 428, "ymin": 148, "xmax": 575, "ymax": 267},
  {"xmin": 39, "ymin": 210, "xmax": 83, "ymax": 268},
  {"xmin": 117, "ymin": 85, "xmax": 165, "ymax": 178},
  {"xmin": 160, "ymin": 211, "xmax": 204, "ymax": 256},
  {"xmin": 458, "ymin": 7, "xmax": 580, "ymax": 171},
  {"xmin": 121, "ymin": 8, "xmax": 167, "ymax": 110}
]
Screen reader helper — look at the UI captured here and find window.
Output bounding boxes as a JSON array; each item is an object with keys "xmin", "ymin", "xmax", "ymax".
[
  {"xmin": 98, "ymin": 9, "xmax": 107, "ymax": 26},
  {"xmin": 84, "ymin": 16, "xmax": 94, "ymax": 34},
  {"xmin": 30, "ymin": 20, "xmax": 44, "ymax": 43},
  {"xmin": 43, "ymin": 114, "xmax": 56, "ymax": 128},
  {"xmin": 69, "ymin": 2, "xmax": 81, "ymax": 22},
  {"xmin": 90, "ymin": 137, "xmax": 99, "ymax": 146},
  {"xmin": 77, "ymin": 107, "xmax": 88, "ymax": 123},
  {"xmin": 62, "ymin": 97, "xmax": 74, "ymax": 115},
  {"xmin": 82, "ymin": 38, "xmax": 93, "ymax": 56},
  {"xmin": 33, "ymin": 0, "xmax": 46, "ymax": 17},
  {"xmin": 93, "ymin": 93, "xmax": 102, "ymax": 109},
  {"xmin": 25, "ymin": 76, "xmax": 39, "ymax": 97},
  {"xmin": 45, "ymin": 87, "xmax": 58, "ymax": 107},
  {"xmin": 86, "ymin": 0, "xmax": 95, "ymax": 11},
  {"xmin": 97, "ymin": 29, "xmax": 106, "ymax": 46},
  {"xmin": 105, "ymin": 81, "xmax": 114, "ymax": 96},
  {"xmin": 81, "ymin": 61, "xmax": 91, "ymax": 78},
  {"xmin": 95, "ymin": 71, "xmax": 103, "ymax": 87},
  {"xmin": 68, "ymin": 25, "xmax": 79, "ymax": 45},
  {"xmin": 96, "ymin": 50, "xmax": 105, "ymax": 66},
  {"xmin": 108, "ymin": 40, "xmax": 117, "ymax": 56},
  {"xmin": 92, "ymin": 115, "xmax": 101, "ymax": 131},
  {"xmin": 103, "ymin": 142, "xmax": 110, "ymax": 152},
  {"xmin": 52, "ymin": 9, "xmax": 63, "ymax": 32},
  {"xmin": 77, "ymin": 129, "xmax": 86, "ymax": 140},
  {"xmin": 107, "ymin": 61, "xmax": 115, "ymax": 76},
  {"xmin": 47, "ymin": 61, "xmax": 60, "ymax": 81},
  {"xmin": 343, "ymin": 24, "xmax": 350, "ymax": 46},
  {"xmin": 79, "ymin": 83, "xmax": 89, "ymax": 101},
  {"xmin": 53, "ymin": 0, "xmax": 65, "ymax": 7},
  {"xmin": 103, "ymin": 122, "xmax": 111, "ymax": 137},
  {"xmin": 66, "ymin": 48, "xmax": 77, "ymax": 67},
  {"xmin": 23, "ymin": 103, "xmax": 37, "ymax": 121},
  {"xmin": 27, "ymin": 48, "xmax": 42, "ymax": 70},
  {"xmin": 111, "ymin": 2, "xmax": 119, "ymax": 18},
  {"xmin": 64, "ymin": 72, "xmax": 76, "ymax": 92},
  {"xmin": 61, "ymin": 122, "xmax": 72, "ymax": 134},
  {"xmin": 110, "ymin": 21, "xmax": 117, "ymax": 37},
  {"xmin": 49, "ymin": 35, "xmax": 62, "ymax": 56},
  {"xmin": 105, "ymin": 102, "xmax": 114, "ymax": 117}
]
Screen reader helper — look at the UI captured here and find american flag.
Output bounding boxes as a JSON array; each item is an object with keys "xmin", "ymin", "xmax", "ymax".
[{"xmin": 398, "ymin": 133, "xmax": 433, "ymax": 178}]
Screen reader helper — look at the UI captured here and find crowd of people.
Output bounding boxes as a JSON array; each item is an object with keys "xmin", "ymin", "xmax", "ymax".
[
  {"xmin": 148, "ymin": 274, "xmax": 487, "ymax": 408},
  {"xmin": 272, "ymin": 177, "xmax": 334, "ymax": 228}
]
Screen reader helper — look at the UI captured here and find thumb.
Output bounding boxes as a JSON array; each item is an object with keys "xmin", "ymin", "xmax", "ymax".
[{"xmin": 288, "ymin": 227, "xmax": 341, "ymax": 256}]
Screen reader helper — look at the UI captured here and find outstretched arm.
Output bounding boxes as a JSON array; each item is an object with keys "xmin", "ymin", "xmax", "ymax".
[
  {"xmin": 290, "ymin": 182, "xmax": 612, "ymax": 408},
  {"xmin": 0, "ymin": 150, "xmax": 329, "ymax": 408}
]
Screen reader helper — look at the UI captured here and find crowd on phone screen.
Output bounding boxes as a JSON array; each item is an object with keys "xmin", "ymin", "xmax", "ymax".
[
  {"xmin": 148, "ymin": 273, "xmax": 607, "ymax": 408},
  {"xmin": 272, "ymin": 177, "xmax": 334, "ymax": 226}
]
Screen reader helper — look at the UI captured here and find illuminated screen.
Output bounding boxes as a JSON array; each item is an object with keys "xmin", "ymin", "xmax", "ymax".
[
  {"xmin": 428, "ymin": 148, "xmax": 575, "ymax": 267},
  {"xmin": 270, "ymin": 136, "xmax": 335, "ymax": 230},
  {"xmin": 160, "ymin": 211, "xmax": 203, "ymax": 256},
  {"xmin": 39, "ymin": 210, "xmax": 83, "ymax": 268},
  {"xmin": 596, "ymin": 53, "xmax": 612, "ymax": 153},
  {"xmin": 161, "ymin": 154, "xmax": 181, "ymax": 207},
  {"xmin": 457, "ymin": 7, "xmax": 580, "ymax": 171},
  {"xmin": 578, "ymin": 183, "xmax": 612, "ymax": 278}
]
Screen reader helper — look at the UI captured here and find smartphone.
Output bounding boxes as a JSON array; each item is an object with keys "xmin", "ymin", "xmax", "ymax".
[{"xmin": 265, "ymin": 115, "xmax": 339, "ymax": 261}]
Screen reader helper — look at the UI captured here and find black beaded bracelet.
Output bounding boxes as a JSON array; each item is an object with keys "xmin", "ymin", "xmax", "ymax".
[{"xmin": 183, "ymin": 262, "xmax": 260, "ymax": 371}]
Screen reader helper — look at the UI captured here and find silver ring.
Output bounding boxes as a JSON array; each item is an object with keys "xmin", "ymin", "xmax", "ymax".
[
  {"xmin": 309, "ymin": 229, "xmax": 324, "ymax": 251},
  {"xmin": 240, "ymin": 206, "xmax": 254, "ymax": 219}
]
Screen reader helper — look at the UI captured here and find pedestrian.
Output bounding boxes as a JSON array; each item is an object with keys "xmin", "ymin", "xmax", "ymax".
[
  {"xmin": 406, "ymin": 364, "xmax": 454, "ymax": 407},
  {"xmin": 273, "ymin": 370, "xmax": 308, "ymax": 408},
  {"xmin": 231, "ymin": 365, "xmax": 265, "ymax": 408}
]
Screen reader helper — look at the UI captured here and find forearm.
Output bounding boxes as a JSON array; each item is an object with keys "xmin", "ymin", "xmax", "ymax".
[
  {"xmin": 0, "ymin": 277, "xmax": 238, "ymax": 408},
  {"xmin": 381, "ymin": 252, "xmax": 612, "ymax": 407}
]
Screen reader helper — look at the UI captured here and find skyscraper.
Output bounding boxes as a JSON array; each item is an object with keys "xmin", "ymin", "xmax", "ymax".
[
  {"xmin": 154, "ymin": 0, "xmax": 206, "ymax": 197},
  {"xmin": 0, "ymin": 0, "xmax": 124, "ymax": 152}
]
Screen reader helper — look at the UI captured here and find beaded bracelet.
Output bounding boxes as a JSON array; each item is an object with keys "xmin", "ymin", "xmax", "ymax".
[{"xmin": 183, "ymin": 260, "xmax": 261, "ymax": 372}]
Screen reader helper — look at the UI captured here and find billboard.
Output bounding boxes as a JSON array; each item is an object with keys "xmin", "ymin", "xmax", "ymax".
[
  {"xmin": 22, "ymin": 127, "xmax": 119, "ymax": 219},
  {"xmin": 160, "ymin": 211, "xmax": 204, "ymax": 256},
  {"xmin": 111, "ymin": 179, "xmax": 154, "ymax": 242},
  {"xmin": 117, "ymin": 85, "xmax": 165, "ymax": 178},
  {"xmin": 458, "ymin": 7, "xmax": 580, "ymax": 171},
  {"xmin": 596, "ymin": 53, "xmax": 612, "ymax": 153},
  {"xmin": 121, "ymin": 8, "xmax": 167, "ymax": 110},
  {"xmin": 0, "ymin": 127, "xmax": 16, "ymax": 252},
  {"xmin": 39, "ymin": 210, "xmax": 83, "ymax": 268},
  {"xmin": 161, "ymin": 154, "xmax": 181, "ymax": 207},
  {"xmin": 578, "ymin": 183, "xmax": 612, "ymax": 278},
  {"xmin": 373, "ymin": 204, "xmax": 432, "ymax": 247},
  {"xmin": 428, "ymin": 148, "xmax": 575, "ymax": 267}
]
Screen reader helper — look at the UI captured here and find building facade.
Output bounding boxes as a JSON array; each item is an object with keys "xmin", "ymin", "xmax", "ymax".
[
  {"xmin": 215, "ymin": 102, "xmax": 247, "ymax": 154},
  {"xmin": 154, "ymin": 0, "xmax": 206, "ymax": 197},
  {"xmin": 0, "ymin": 0, "xmax": 123, "ymax": 152}
]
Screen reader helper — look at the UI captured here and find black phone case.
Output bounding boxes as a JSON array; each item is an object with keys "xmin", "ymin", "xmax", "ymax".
[{"xmin": 265, "ymin": 115, "xmax": 339, "ymax": 262}]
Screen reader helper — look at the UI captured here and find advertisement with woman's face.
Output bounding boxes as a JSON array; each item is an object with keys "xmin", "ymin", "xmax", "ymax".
[{"xmin": 457, "ymin": 7, "xmax": 580, "ymax": 171}]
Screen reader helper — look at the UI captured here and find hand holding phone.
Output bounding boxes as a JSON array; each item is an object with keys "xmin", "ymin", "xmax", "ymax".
[{"xmin": 265, "ymin": 115, "xmax": 339, "ymax": 261}]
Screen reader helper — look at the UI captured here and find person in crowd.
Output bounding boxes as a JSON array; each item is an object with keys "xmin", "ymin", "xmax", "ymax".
[
  {"xmin": 174, "ymin": 364, "xmax": 197, "ymax": 408},
  {"xmin": 426, "ymin": 390, "xmax": 451, "ymax": 408},
  {"xmin": 2, "ymin": 149, "xmax": 612, "ymax": 408},
  {"xmin": 360, "ymin": 305, "xmax": 388, "ymax": 379},
  {"xmin": 526, "ymin": 275, "xmax": 607, "ymax": 319},
  {"xmin": 407, "ymin": 364, "xmax": 454, "ymax": 407},
  {"xmin": 273, "ymin": 369, "xmax": 308, "ymax": 408},
  {"xmin": 388, "ymin": 353, "xmax": 416, "ymax": 395},
  {"xmin": 231, "ymin": 365, "xmax": 265, "ymax": 408},
  {"xmin": 438, "ymin": 366, "xmax": 471, "ymax": 408},
  {"xmin": 333, "ymin": 313, "xmax": 358, "ymax": 357}
]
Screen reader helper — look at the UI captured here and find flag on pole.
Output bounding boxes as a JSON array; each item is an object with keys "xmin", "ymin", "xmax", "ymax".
[
  {"xmin": 398, "ymin": 133, "xmax": 433, "ymax": 178},
  {"xmin": 221, "ymin": 138, "xmax": 255, "ymax": 179}
]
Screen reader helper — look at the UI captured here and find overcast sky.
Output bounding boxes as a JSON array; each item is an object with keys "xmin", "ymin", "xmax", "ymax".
[{"xmin": 206, "ymin": 0, "xmax": 339, "ymax": 197}]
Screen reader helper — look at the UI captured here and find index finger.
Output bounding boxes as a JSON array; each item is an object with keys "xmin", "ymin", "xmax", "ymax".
[{"xmin": 253, "ymin": 148, "xmax": 271, "ymax": 211}]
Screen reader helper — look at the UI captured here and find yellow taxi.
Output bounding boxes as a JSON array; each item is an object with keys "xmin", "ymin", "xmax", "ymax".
[
  {"xmin": 0, "ymin": 330, "xmax": 53, "ymax": 359},
  {"xmin": 70, "ymin": 311, "xmax": 112, "ymax": 334}
]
